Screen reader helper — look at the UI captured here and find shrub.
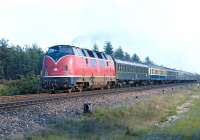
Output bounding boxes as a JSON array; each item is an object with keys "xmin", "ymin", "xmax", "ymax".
[
  {"xmin": 0, "ymin": 84, "xmax": 9, "ymax": 95},
  {"xmin": 7, "ymin": 75, "xmax": 43, "ymax": 95},
  {"xmin": 0, "ymin": 75, "xmax": 46, "ymax": 96}
]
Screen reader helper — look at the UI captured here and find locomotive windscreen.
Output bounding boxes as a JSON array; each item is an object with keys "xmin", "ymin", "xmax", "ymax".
[{"xmin": 47, "ymin": 45, "xmax": 74, "ymax": 61}]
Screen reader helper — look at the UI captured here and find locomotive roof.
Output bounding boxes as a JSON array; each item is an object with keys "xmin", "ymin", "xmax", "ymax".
[
  {"xmin": 49, "ymin": 45, "xmax": 74, "ymax": 48},
  {"xmin": 115, "ymin": 59, "xmax": 148, "ymax": 67}
]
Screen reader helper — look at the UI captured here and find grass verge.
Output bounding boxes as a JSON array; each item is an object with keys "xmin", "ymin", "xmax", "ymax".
[
  {"xmin": 162, "ymin": 94, "xmax": 200, "ymax": 140},
  {"xmin": 11, "ymin": 86, "xmax": 200, "ymax": 140}
]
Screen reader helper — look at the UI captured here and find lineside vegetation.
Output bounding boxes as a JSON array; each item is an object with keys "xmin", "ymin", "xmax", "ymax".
[
  {"xmin": 24, "ymin": 86, "xmax": 200, "ymax": 140},
  {"xmin": 0, "ymin": 38, "xmax": 153, "ymax": 95}
]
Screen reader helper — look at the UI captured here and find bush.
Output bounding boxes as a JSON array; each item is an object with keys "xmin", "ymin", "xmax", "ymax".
[
  {"xmin": 0, "ymin": 75, "xmax": 46, "ymax": 96},
  {"xmin": 7, "ymin": 75, "xmax": 43, "ymax": 95},
  {"xmin": 0, "ymin": 84, "xmax": 9, "ymax": 95}
]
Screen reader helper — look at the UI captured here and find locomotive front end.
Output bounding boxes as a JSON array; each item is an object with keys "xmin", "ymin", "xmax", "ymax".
[{"xmin": 41, "ymin": 45, "xmax": 76, "ymax": 90}]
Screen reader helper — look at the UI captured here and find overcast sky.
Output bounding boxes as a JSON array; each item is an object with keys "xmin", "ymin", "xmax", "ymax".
[{"xmin": 0, "ymin": 0, "xmax": 200, "ymax": 73}]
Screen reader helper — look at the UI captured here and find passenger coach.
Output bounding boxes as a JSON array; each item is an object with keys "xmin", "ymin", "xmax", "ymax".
[{"xmin": 115, "ymin": 59, "xmax": 149, "ymax": 86}]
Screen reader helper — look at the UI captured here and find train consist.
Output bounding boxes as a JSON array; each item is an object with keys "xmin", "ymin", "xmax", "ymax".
[{"xmin": 41, "ymin": 45, "xmax": 198, "ymax": 92}]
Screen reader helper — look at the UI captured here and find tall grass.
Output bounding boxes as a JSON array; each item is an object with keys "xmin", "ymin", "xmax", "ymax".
[
  {"xmin": 92, "ymin": 92, "xmax": 188, "ymax": 137},
  {"xmin": 164, "ymin": 95, "xmax": 200, "ymax": 140},
  {"xmin": 24, "ymin": 88, "xmax": 199, "ymax": 140}
]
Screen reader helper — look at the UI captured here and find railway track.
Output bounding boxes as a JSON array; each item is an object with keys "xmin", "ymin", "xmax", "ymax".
[{"xmin": 0, "ymin": 83, "xmax": 195, "ymax": 111}]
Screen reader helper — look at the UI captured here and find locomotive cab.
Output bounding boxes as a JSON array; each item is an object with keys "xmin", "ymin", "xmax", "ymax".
[{"xmin": 46, "ymin": 45, "xmax": 74, "ymax": 62}]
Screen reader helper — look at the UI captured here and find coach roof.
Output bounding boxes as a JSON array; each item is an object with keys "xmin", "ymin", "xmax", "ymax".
[{"xmin": 115, "ymin": 59, "xmax": 148, "ymax": 67}]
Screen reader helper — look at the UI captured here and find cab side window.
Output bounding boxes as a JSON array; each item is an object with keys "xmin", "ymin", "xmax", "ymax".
[
  {"xmin": 96, "ymin": 52, "xmax": 103, "ymax": 59},
  {"xmin": 81, "ymin": 49, "xmax": 87, "ymax": 57}
]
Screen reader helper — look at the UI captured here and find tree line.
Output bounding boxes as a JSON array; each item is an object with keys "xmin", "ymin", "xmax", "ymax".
[
  {"xmin": 0, "ymin": 38, "xmax": 153, "ymax": 80},
  {"xmin": 94, "ymin": 41, "xmax": 154, "ymax": 65},
  {"xmin": 0, "ymin": 39, "xmax": 44, "ymax": 80}
]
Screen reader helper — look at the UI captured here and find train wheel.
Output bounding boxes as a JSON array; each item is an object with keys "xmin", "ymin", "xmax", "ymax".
[
  {"xmin": 78, "ymin": 87, "xmax": 83, "ymax": 92},
  {"xmin": 68, "ymin": 89, "xmax": 72, "ymax": 93},
  {"xmin": 106, "ymin": 82, "xmax": 111, "ymax": 89},
  {"xmin": 50, "ymin": 85, "xmax": 55, "ymax": 94},
  {"xmin": 50, "ymin": 89, "xmax": 55, "ymax": 94}
]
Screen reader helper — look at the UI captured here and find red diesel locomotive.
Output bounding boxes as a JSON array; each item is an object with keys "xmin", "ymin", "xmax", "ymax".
[{"xmin": 41, "ymin": 45, "xmax": 116, "ymax": 92}]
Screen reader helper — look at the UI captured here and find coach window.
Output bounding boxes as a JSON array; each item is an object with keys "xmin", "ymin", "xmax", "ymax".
[{"xmin": 138, "ymin": 67, "xmax": 141, "ymax": 73}]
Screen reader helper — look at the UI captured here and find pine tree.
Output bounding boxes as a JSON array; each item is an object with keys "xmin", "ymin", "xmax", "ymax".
[
  {"xmin": 131, "ymin": 53, "xmax": 141, "ymax": 63},
  {"xmin": 124, "ymin": 52, "xmax": 131, "ymax": 61},
  {"xmin": 114, "ymin": 46, "xmax": 124, "ymax": 60},
  {"xmin": 144, "ymin": 56, "xmax": 153, "ymax": 65},
  {"xmin": 0, "ymin": 39, "xmax": 9, "ymax": 79},
  {"xmin": 92, "ymin": 43, "xmax": 99, "ymax": 51},
  {"xmin": 103, "ymin": 41, "xmax": 113, "ymax": 55}
]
